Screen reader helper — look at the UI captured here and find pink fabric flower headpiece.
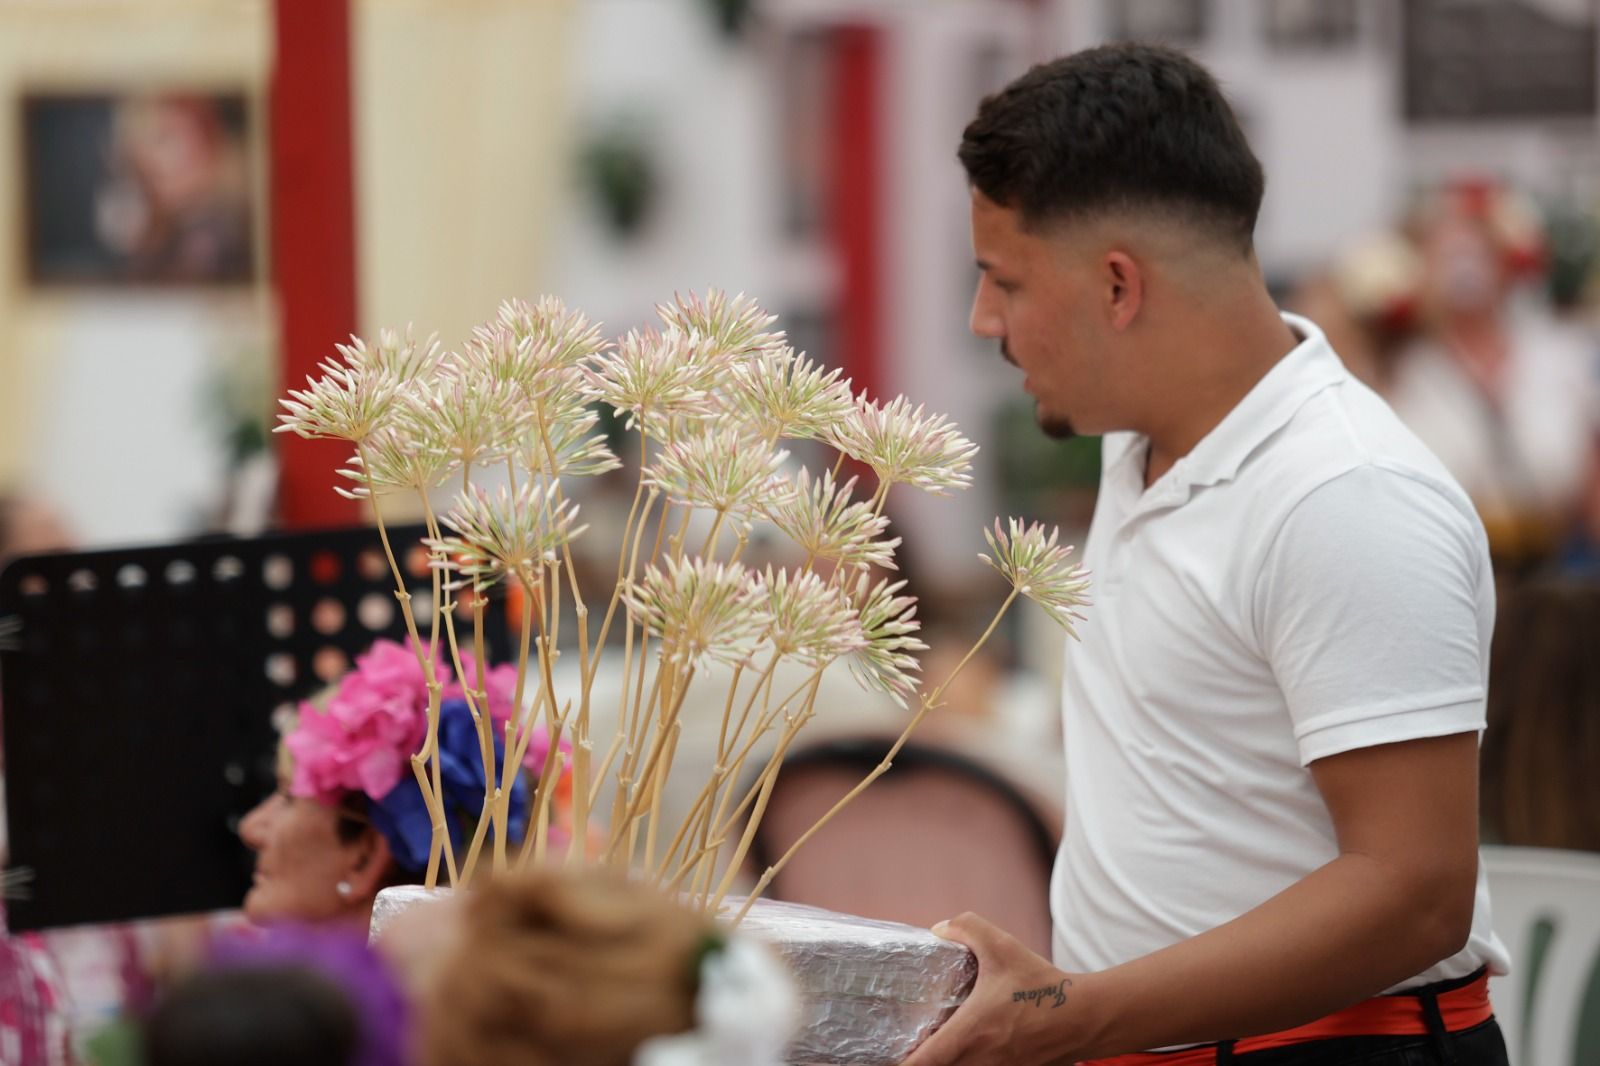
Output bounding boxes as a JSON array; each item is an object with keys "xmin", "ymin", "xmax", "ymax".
[{"xmin": 283, "ymin": 638, "xmax": 541, "ymax": 805}]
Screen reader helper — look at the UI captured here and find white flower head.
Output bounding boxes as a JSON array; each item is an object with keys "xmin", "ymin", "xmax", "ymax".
[
  {"xmin": 828, "ymin": 395, "xmax": 977, "ymax": 496},
  {"xmin": 655, "ymin": 289, "xmax": 783, "ymax": 360},
  {"xmin": 755, "ymin": 567, "xmax": 866, "ymax": 666},
  {"xmin": 586, "ymin": 328, "xmax": 716, "ymax": 435},
  {"xmin": 497, "ymin": 295, "xmax": 608, "ymax": 377},
  {"xmin": 762, "ymin": 468, "xmax": 897, "ymax": 573},
  {"xmin": 401, "ymin": 371, "xmax": 533, "ymax": 471},
  {"xmin": 644, "ymin": 428, "xmax": 790, "ymax": 528},
  {"xmin": 346, "ymin": 325, "xmax": 447, "ymax": 383},
  {"xmin": 427, "ymin": 481, "xmax": 586, "ymax": 592},
  {"xmin": 457, "ymin": 322, "xmax": 539, "ymax": 392},
  {"xmin": 277, "ymin": 327, "xmax": 448, "ymax": 448},
  {"xmin": 336, "ymin": 417, "xmax": 458, "ymax": 499},
  {"xmin": 846, "ymin": 574, "xmax": 927, "ymax": 707},
  {"xmin": 725, "ymin": 347, "xmax": 854, "ymax": 443},
  {"xmin": 980, "ymin": 518, "xmax": 1092, "ymax": 636},
  {"xmin": 518, "ymin": 372, "xmax": 620, "ymax": 479},
  {"xmin": 276, "ymin": 359, "xmax": 401, "ymax": 447},
  {"xmin": 625, "ymin": 558, "xmax": 769, "ymax": 667}
]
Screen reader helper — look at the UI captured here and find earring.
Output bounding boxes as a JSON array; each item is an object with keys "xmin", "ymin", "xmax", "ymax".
[{"xmin": 336, "ymin": 880, "xmax": 354, "ymax": 899}]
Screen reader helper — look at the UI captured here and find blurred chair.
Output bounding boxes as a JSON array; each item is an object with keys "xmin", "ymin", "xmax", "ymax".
[
  {"xmin": 745, "ymin": 737, "xmax": 1058, "ymax": 957},
  {"xmin": 1482, "ymin": 845, "xmax": 1600, "ymax": 1066}
]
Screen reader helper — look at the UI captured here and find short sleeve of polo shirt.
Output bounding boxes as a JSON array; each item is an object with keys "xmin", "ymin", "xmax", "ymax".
[{"xmin": 1253, "ymin": 463, "xmax": 1490, "ymax": 766}]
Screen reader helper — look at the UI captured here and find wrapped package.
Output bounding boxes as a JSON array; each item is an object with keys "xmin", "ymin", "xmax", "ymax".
[
  {"xmin": 727, "ymin": 897, "xmax": 976, "ymax": 1065},
  {"xmin": 369, "ymin": 887, "xmax": 976, "ymax": 1065}
]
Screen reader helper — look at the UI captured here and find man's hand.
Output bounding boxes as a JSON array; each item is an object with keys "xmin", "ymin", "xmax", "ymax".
[{"xmin": 902, "ymin": 913, "xmax": 1091, "ymax": 1066}]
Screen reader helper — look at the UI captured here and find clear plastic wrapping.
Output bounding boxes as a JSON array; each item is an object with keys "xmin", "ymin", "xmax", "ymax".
[
  {"xmin": 728, "ymin": 898, "xmax": 976, "ymax": 1065},
  {"xmin": 369, "ymin": 887, "xmax": 976, "ymax": 1064}
]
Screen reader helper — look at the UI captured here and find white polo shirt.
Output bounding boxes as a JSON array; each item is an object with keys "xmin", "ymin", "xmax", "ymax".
[{"xmin": 1051, "ymin": 313, "xmax": 1510, "ymax": 993}]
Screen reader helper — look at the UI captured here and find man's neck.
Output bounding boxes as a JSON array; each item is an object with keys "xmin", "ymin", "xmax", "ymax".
[{"xmin": 1140, "ymin": 298, "xmax": 1300, "ymax": 488}]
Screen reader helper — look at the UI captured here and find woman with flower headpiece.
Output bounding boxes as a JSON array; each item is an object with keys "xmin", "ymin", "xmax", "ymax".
[{"xmin": 238, "ymin": 638, "xmax": 568, "ymax": 928}]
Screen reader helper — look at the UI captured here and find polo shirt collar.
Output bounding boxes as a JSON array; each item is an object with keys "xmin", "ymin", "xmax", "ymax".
[{"xmin": 1106, "ymin": 312, "xmax": 1349, "ymax": 505}]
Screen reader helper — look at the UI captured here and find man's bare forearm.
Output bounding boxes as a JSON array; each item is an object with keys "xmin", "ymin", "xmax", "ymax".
[{"xmin": 1066, "ymin": 851, "xmax": 1474, "ymax": 1059}]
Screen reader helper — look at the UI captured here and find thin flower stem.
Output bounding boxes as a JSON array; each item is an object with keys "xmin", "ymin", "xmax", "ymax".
[
  {"xmin": 653, "ymin": 782, "xmax": 716, "ymax": 885},
  {"xmin": 584, "ymin": 486, "xmax": 655, "ymax": 692},
  {"xmin": 665, "ymin": 667, "xmax": 819, "ymax": 890},
  {"xmin": 706, "ymin": 666, "xmax": 814, "ymax": 839},
  {"xmin": 709, "ymin": 692, "xmax": 813, "ymax": 912},
  {"xmin": 642, "ymin": 721, "xmax": 680, "ymax": 870},
  {"xmin": 417, "ymin": 491, "xmax": 445, "ymax": 666},
  {"xmin": 605, "ymin": 657, "xmax": 695, "ymax": 863},
  {"xmin": 507, "ymin": 583, "xmax": 536, "ymax": 767},
  {"xmin": 363, "ymin": 459, "xmax": 455, "ymax": 888},
  {"xmin": 669, "ymin": 505, "xmax": 692, "ymax": 566},
  {"xmin": 698, "ymin": 508, "xmax": 728, "ymax": 559},
  {"xmin": 732, "ymin": 588, "xmax": 1020, "ymax": 923}
]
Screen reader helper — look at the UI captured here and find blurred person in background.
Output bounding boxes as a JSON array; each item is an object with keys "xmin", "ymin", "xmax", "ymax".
[
  {"xmin": 1, "ymin": 489, "xmax": 78, "ymax": 1064},
  {"xmin": 1555, "ymin": 424, "xmax": 1600, "ymax": 577},
  {"xmin": 1285, "ymin": 231, "xmax": 1424, "ymax": 395},
  {"xmin": 119, "ymin": 924, "xmax": 407, "ymax": 1066},
  {"xmin": 411, "ymin": 866, "xmax": 794, "ymax": 1066},
  {"xmin": 1387, "ymin": 180, "xmax": 1598, "ymax": 572},
  {"xmin": 1480, "ymin": 579, "xmax": 1600, "ymax": 852},
  {"xmin": 238, "ymin": 638, "xmax": 567, "ymax": 932},
  {"xmin": 0, "ymin": 491, "xmax": 75, "ymax": 569}
]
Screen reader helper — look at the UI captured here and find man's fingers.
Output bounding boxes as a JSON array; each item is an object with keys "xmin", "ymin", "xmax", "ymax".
[{"xmin": 932, "ymin": 911, "xmax": 1022, "ymax": 967}]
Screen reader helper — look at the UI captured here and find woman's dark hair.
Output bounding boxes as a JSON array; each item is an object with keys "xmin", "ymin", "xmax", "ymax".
[
  {"xmin": 958, "ymin": 42, "xmax": 1264, "ymax": 252},
  {"xmin": 333, "ymin": 792, "xmax": 425, "ymax": 888},
  {"xmin": 1481, "ymin": 578, "xmax": 1600, "ymax": 850},
  {"xmin": 142, "ymin": 966, "xmax": 359, "ymax": 1066}
]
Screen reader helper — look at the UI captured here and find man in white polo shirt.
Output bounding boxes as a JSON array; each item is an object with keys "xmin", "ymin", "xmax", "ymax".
[{"xmin": 904, "ymin": 43, "xmax": 1510, "ymax": 1066}]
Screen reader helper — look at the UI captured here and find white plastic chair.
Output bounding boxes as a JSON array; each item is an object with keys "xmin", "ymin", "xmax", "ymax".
[{"xmin": 1482, "ymin": 845, "xmax": 1600, "ymax": 1066}]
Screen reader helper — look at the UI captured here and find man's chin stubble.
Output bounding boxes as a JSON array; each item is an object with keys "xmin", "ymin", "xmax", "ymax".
[{"xmin": 1038, "ymin": 409, "xmax": 1077, "ymax": 440}]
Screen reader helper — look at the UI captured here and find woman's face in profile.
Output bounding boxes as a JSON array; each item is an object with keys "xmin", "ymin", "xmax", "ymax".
[{"xmin": 238, "ymin": 781, "xmax": 355, "ymax": 924}]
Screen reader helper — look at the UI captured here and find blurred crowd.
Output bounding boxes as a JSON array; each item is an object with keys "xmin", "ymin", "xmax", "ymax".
[{"xmin": 1288, "ymin": 178, "xmax": 1600, "ymax": 578}]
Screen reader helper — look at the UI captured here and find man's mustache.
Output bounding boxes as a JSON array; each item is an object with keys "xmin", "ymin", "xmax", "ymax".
[{"xmin": 1000, "ymin": 339, "xmax": 1016, "ymax": 367}]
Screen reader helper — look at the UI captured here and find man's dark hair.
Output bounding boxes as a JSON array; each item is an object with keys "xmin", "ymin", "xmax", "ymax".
[{"xmin": 959, "ymin": 43, "xmax": 1264, "ymax": 252}]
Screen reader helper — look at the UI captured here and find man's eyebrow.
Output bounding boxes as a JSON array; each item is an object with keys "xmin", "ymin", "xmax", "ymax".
[{"xmin": 975, "ymin": 258, "xmax": 994, "ymax": 273}]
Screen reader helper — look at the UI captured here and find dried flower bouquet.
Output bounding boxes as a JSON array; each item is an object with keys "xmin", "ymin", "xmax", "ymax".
[{"xmin": 278, "ymin": 291, "xmax": 1090, "ymax": 920}]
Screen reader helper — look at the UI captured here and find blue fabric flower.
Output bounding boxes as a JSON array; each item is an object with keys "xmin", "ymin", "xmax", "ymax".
[{"xmin": 368, "ymin": 698, "xmax": 532, "ymax": 875}]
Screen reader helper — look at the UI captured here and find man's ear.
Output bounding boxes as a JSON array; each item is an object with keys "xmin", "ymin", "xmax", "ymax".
[{"xmin": 1105, "ymin": 251, "xmax": 1143, "ymax": 331}]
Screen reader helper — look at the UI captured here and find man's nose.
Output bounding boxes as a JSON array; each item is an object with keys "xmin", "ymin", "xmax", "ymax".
[{"xmin": 969, "ymin": 278, "xmax": 1004, "ymax": 339}]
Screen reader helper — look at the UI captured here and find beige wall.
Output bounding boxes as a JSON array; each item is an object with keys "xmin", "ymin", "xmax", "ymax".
[
  {"xmin": 354, "ymin": 0, "xmax": 577, "ymax": 346},
  {"xmin": 0, "ymin": 0, "xmax": 273, "ymax": 500}
]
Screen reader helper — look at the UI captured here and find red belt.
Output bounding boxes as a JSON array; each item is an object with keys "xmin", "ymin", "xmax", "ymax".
[{"xmin": 1084, "ymin": 970, "xmax": 1493, "ymax": 1065}]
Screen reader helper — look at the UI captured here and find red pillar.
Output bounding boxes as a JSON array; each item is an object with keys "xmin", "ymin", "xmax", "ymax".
[
  {"xmin": 830, "ymin": 24, "xmax": 884, "ymax": 405},
  {"xmin": 271, "ymin": 0, "xmax": 361, "ymax": 528}
]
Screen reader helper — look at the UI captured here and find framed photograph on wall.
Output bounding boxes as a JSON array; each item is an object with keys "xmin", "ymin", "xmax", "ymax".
[
  {"xmin": 1403, "ymin": 0, "xmax": 1599, "ymax": 121},
  {"xmin": 1263, "ymin": 0, "xmax": 1361, "ymax": 49},
  {"xmin": 1107, "ymin": 0, "xmax": 1209, "ymax": 45},
  {"xmin": 22, "ymin": 90, "xmax": 258, "ymax": 285}
]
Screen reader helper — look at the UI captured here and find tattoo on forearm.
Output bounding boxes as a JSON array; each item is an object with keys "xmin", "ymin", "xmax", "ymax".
[{"xmin": 1012, "ymin": 978, "xmax": 1072, "ymax": 1009}]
